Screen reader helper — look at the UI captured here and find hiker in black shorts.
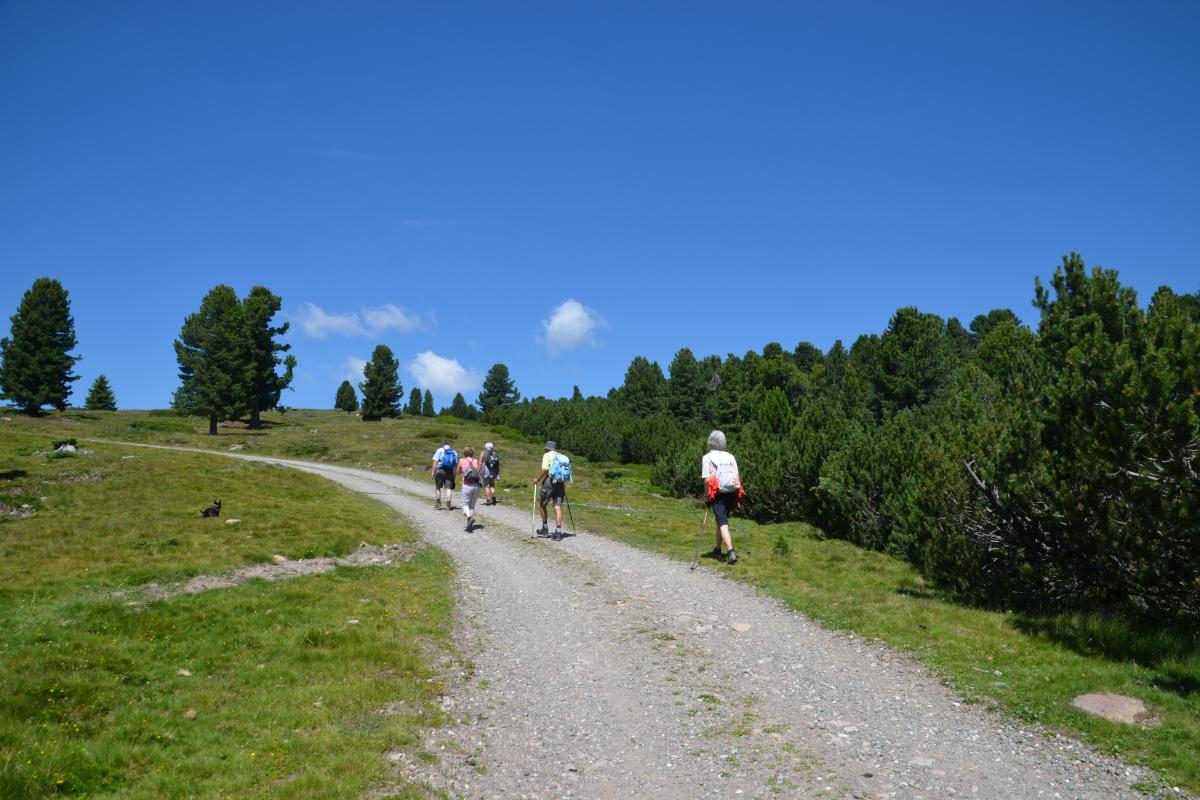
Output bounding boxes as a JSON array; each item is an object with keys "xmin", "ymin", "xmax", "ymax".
[
  {"xmin": 701, "ymin": 430, "xmax": 743, "ymax": 564},
  {"xmin": 431, "ymin": 440, "xmax": 457, "ymax": 509}
]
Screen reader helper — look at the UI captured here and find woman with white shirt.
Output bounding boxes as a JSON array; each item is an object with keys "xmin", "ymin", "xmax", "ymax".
[{"xmin": 701, "ymin": 429, "xmax": 743, "ymax": 564}]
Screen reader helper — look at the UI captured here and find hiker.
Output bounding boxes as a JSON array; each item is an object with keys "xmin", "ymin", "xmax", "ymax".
[
  {"xmin": 431, "ymin": 440, "xmax": 458, "ymax": 509},
  {"xmin": 702, "ymin": 429, "xmax": 743, "ymax": 564},
  {"xmin": 457, "ymin": 446, "xmax": 483, "ymax": 531},
  {"xmin": 481, "ymin": 441, "xmax": 500, "ymax": 505},
  {"xmin": 533, "ymin": 440, "xmax": 571, "ymax": 540}
]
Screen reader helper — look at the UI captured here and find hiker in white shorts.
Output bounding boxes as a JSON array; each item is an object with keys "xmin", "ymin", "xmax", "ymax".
[{"xmin": 457, "ymin": 446, "xmax": 483, "ymax": 531}]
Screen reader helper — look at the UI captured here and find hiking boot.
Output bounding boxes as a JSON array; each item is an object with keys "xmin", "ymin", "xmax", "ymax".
[
  {"xmin": 435, "ymin": 500, "xmax": 442, "ymax": 510},
  {"xmin": 538, "ymin": 525, "xmax": 549, "ymax": 537},
  {"xmin": 464, "ymin": 518, "xmax": 473, "ymax": 532},
  {"xmin": 552, "ymin": 529, "xmax": 563, "ymax": 541},
  {"xmin": 710, "ymin": 546, "xmax": 723, "ymax": 560},
  {"xmin": 726, "ymin": 549, "xmax": 738, "ymax": 565}
]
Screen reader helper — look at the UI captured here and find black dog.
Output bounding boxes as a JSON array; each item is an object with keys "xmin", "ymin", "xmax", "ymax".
[{"xmin": 201, "ymin": 500, "xmax": 222, "ymax": 518}]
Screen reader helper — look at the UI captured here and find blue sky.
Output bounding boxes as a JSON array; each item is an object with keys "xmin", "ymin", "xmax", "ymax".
[{"xmin": 2, "ymin": 1, "xmax": 1198, "ymax": 410}]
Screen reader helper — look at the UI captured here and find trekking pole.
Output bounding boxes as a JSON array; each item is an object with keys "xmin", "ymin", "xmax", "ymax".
[
  {"xmin": 689, "ymin": 506, "xmax": 710, "ymax": 572},
  {"xmin": 530, "ymin": 483, "xmax": 538, "ymax": 536},
  {"xmin": 565, "ymin": 498, "xmax": 576, "ymax": 538}
]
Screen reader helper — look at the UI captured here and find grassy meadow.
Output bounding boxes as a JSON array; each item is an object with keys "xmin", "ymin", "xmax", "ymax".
[
  {"xmin": 2, "ymin": 407, "xmax": 1198, "ymax": 794},
  {"xmin": 0, "ymin": 420, "xmax": 455, "ymax": 799}
]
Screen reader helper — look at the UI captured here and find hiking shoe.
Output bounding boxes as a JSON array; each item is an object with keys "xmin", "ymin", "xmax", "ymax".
[
  {"xmin": 726, "ymin": 549, "xmax": 738, "ymax": 565},
  {"xmin": 538, "ymin": 525, "xmax": 549, "ymax": 537},
  {"xmin": 710, "ymin": 546, "xmax": 723, "ymax": 559},
  {"xmin": 552, "ymin": 529, "xmax": 563, "ymax": 541},
  {"xmin": 434, "ymin": 501, "xmax": 442, "ymax": 510}
]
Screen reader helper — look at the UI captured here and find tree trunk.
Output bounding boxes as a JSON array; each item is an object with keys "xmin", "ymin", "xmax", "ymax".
[
  {"xmin": 208, "ymin": 414, "xmax": 218, "ymax": 435},
  {"xmin": 248, "ymin": 401, "xmax": 262, "ymax": 430}
]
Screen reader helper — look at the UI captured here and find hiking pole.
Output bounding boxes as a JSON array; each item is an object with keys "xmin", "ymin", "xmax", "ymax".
[
  {"xmin": 531, "ymin": 483, "xmax": 538, "ymax": 536},
  {"xmin": 689, "ymin": 506, "xmax": 710, "ymax": 572},
  {"xmin": 565, "ymin": 498, "xmax": 576, "ymax": 538}
]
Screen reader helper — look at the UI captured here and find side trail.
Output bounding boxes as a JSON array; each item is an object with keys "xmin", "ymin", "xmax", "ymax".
[{"xmin": 103, "ymin": 442, "xmax": 1155, "ymax": 799}]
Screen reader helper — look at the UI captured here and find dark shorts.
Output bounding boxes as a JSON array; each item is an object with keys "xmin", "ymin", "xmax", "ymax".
[
  {"xmin": 708, "ymin": 491, "xmax": 739, "ymax": 527},
  {"xmin": 540, "ymin": 480, "xmax": 566, "ymax": 507},
  {"xmin": 435, "ymin": 469, "xmax": 455, "ymax": 490},
  {"xmin": 482, "ymin": 477, "xmax": 496, "ymax": 488}
]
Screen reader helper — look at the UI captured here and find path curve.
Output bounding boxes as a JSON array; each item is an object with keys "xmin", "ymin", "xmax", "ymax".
[{"xmin": 101, "ymin": 442, "xmax": 1156, "ymax": 799}]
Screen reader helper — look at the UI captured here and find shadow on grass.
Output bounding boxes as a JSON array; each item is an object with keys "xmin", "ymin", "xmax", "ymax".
[
  {"xmin": 0, "ymin": 470, "xmax": 29, "ymax": 481},
  {"xmin": 1012, "ymin": 611, "xmax": 1200, "ymax": 696}
]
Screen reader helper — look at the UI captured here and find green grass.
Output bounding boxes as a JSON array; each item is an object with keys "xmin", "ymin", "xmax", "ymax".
[
  {"xmin": 5, "ymin": 408, "xmax": 1200, "ymax": 793},
  {"xmin": 0, "ymin": 423, "xmax": 454, "ymax": 798}
]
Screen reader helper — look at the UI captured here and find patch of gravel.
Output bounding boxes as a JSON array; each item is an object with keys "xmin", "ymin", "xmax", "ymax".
[
  {"xmin": 95, "ymin": 443, "xmax": 1177, "ymax": 799},
  {"xmin": 134, "ymin": 542, "xmax": 420, "ymax": 601}
]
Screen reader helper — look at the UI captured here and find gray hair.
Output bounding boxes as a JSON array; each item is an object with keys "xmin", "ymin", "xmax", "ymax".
[{"xmin": 707, "ymin": 430, "xmax": 727, "ymax": 451}]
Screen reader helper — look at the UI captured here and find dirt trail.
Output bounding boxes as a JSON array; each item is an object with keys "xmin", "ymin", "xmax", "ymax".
[{"xmin": 102, "ymin": 442, "xmax": 1156, "ymax": 799}]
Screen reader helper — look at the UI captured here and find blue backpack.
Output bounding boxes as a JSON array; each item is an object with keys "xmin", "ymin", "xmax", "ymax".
[
  {"xmin": 549, "ymin": 452, "xmax": 572, "ymax": 483},
  {"xmin": 439, "ymin": 447, "xmax": 458, "ymax": 471}
]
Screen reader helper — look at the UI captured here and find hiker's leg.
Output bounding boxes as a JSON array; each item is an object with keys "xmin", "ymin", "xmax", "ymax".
[
  {"xmin": 719, "ymin": 523, "xmax": 733, "ymax": 551},
  {"xmin": 539, "ymin": 489, "xmax": 549, "ymax": 523},
  {"xmin": 713, "ymin": 499, "xmax": 731, "ymax": 549}
]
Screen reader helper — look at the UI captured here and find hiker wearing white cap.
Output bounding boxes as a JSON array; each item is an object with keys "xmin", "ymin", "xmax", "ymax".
[
  {"xmin": 481, "ymin": 442, "xmax": 501, "ymax": 506},
  {"xmin": 533, "ymin": 440, "xmax": 571, "ymax": 540},
  {"xmin": 431, "ymin": 440, "xmax": 458, "ymax": 509}
]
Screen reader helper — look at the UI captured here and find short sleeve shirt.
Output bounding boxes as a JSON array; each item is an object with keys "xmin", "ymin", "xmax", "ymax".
[
  {"xmin": 541, "ymin": 451, "xmax": 555, "ymax": 471},
  {"xmin": 432, "ymin": 447, "xmax": 446, "ymax": 468}
]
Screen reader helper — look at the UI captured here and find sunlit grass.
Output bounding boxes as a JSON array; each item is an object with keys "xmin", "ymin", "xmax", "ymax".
[
  {"xmin": 0, "ymin": 422, "xmax": 454, "ymax": 798},
  {"xmin": 5, "ymin": 408, "xmax": 1198, "ymax": 792}
]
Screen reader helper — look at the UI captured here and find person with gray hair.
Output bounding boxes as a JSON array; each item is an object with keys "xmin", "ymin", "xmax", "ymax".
[{"xmin": 701, "ymin": 429, "xmax": 743, "ymax": 564}]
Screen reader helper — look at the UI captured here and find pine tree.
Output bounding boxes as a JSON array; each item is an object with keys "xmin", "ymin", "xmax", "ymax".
[
  {"xmin": 334, "ymin": 380, "xmax": 358, "ymax": 412},
  {"xmin": 84, "ymin": 374, "xmax": 117, "ymax": 410},
  {"xmin": 477, "ymin": 363, "xmax": 520, "ymax": 414},
  {"xmin": 421, "ymin": 389, "xmax": 435, "ymax": 417},
  {"xmin": 242, "ymin": 286, "xmax": 296, "ymax": 429},
  {"xmin": 406, "ymin": 387, "xmax": 423, "ymax": 416},
  {"xmin": 358, "ymin": 344, "xmax": 402, "ymax": 421},
  {"xmin": 0, "ymin": 277, "xmax": 80, "ymax": 414},
  {"xmin": 173, "ymin": 285, "xmax": 250, "ymax": 435},
  {"xmin": 619, "ymin": 356, "xmax": 665, "ymax": 416},
  {"xmin": 666, "ymin": 347, "xmax": 704, "ymax": 422},
  {"xmin": 446, "ymin": 392, "xmax": 477, "ymax": 419}
]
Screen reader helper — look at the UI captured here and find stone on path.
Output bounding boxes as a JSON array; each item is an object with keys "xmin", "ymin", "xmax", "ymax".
[
  {"xmin": 1071, "ymin": 693, "xmax": 1158, "ymax": 727},
  {"xmin": 730, "ymin": 623, "xmax": 753, "ymax": 633}
]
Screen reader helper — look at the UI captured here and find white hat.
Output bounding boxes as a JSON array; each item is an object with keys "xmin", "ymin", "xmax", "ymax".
[{"xmin": 484, "ymin": 442, "xmax": 494, "ymax": 450}]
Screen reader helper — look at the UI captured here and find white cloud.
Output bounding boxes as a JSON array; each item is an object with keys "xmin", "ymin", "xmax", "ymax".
[
  {"xmin": 298, "ymin": 303, "xmax": 369, "ymax": 338},
  {"xmin": 408, "ymin": 351, "xmax": 481, "ymax": 398},
  {"xmin": 539, "ymin": 299, "xmax": 607, "ymax": 355},
  {"xmin": 295, "ymin": 302, "xmax": 427, "ymax": 338},
  {"xmin": 362, "ymin": 303, "xmax": 422, "ymax": 334},
  {"xmin": 342, "ymin": 357, "xmax": 367, "ymax": 383}
]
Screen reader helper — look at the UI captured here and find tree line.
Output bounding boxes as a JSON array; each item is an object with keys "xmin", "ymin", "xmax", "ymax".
[
  {"xmin": 488, "ymin": 255, "xmax": 1200, "ymax": 623},
  {"xmin": 334, "ymin": 355, "xmax": 520, "ymax": 421}
]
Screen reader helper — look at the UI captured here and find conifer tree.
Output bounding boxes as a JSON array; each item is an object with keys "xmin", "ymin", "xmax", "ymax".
[
  {"xmin": 173, "ymin": 285, "xmax": 250, "ymax": 435},
  {"xmin": 422, "ymin": 389, "xmax": 435, "ymax": 417},
  {"xmin": 406, "ymin": 387, "xmax": 423, "ymax": 416},
  {"xmin": 243, "ymin": 286, "xmax": 296, "ymax": 428},
  {"xmin": 358, "ymin": 345, "xmax": 402, "ymax": 421},
  {"xmin": 445, "ymin": 392, "xmax": 477, "ymax": 419},
  {"xmin": 85, "ymin": 374, "xmax": 117, "ymax": 410},
  {"xmin": 0, "ymin": 278, "xmax": 80, "ymax": 414},
  {"xmin": 477, "ymin": 363, "xmax": 520, "ymax": 414},
  {"xmin": 334, "ymin": 380, "xmax": 358, "ymax": 412},
  {"xmin": 619, "ymin": 356, "xmax": 665, "ymax": 416},
  {"xmin": 666, "ymin": 347, "xmax": 704, "ymax": 422}
]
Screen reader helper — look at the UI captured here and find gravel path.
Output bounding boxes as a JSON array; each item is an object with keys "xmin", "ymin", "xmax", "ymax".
[{"xmin": 104, "ymin": 444, "xmax": 1158, "ymax": 799}]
